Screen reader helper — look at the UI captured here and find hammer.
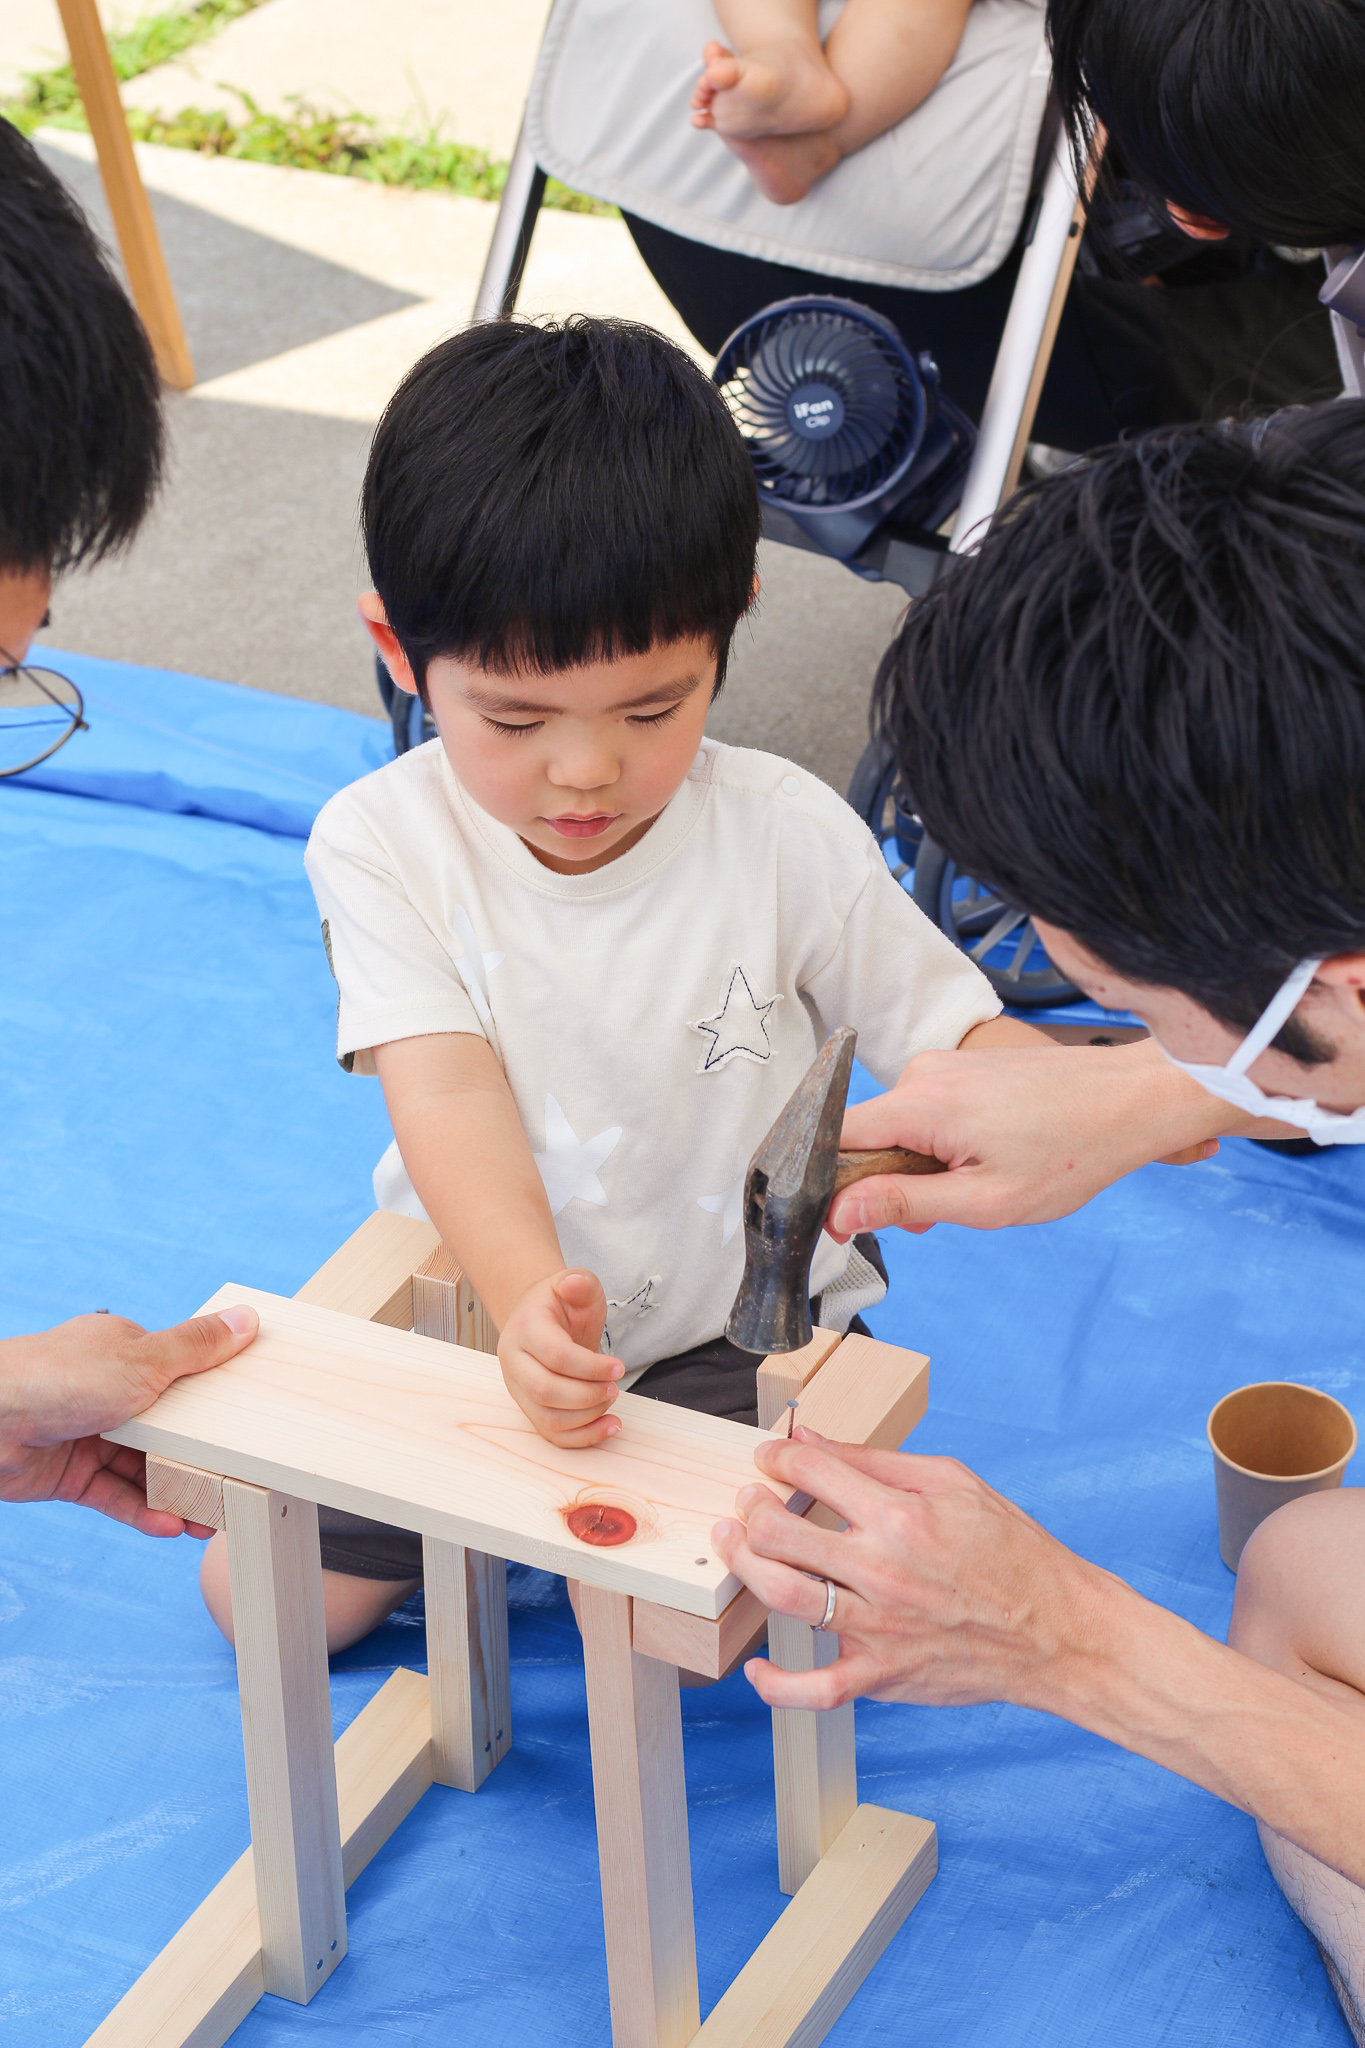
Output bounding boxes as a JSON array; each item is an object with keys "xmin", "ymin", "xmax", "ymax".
[{"xmin": 725, "ymin": 1025, "xmax": 945, "ymax": 1354}]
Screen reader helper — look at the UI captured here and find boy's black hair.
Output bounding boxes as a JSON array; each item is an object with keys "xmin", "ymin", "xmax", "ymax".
[
  {"xmin": 875, "ymin": 402, "xmax": 1365, "ymax": 1060},
  {"xmin": 1049, "ymin": 0, "xmax": 1365, "ymax": 248},
  {"xmin": 363, "ymin": 317, "xmax": 760, "ymax": 701},
  {"xmin": 0, "ymin": 119, "xmax": 163, "ymax": 575}
]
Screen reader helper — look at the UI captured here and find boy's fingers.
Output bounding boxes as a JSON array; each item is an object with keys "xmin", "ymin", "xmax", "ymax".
[
  {"xmin": 534, "ymin": 1329, "xmax": 620, "ymax": 1383},
  {"xmin": 541, "ymin": 1412, "xmax": 621, "ymax": 1449},
  {"xmin": 548, "ymin": 1271, "xmax": 608, "ymax": 1352},
  {"xmin": 517, "ymin": 1358, "xmax": 617, "ymax": 1414}
]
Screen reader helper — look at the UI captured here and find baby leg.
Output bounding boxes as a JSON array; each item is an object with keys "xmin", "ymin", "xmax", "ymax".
[
  {"xmin": 1228, "ymin": 1489, "xmax": 1365, "ymax": 2045},
  {"xmin": 718, "ymin": 0, "xmax": 973, "ymax": 204},
  {"xmin": 691, "ymin": 2, "xmax": 848, "ymax": 140},
  {"xmin": 823, "ymin": 0, "xmax": 973, "ymax": 150}
]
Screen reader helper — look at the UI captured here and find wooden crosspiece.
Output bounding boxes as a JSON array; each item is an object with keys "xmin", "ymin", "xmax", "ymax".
[{"xmin": 101, "ymin": 1212, "xmax": 938, "ymax": 2048}]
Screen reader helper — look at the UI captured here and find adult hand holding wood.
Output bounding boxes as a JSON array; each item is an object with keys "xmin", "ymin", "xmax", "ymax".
[
  {"xmin": 0, "ymin": 1305, "xmax": 258, "ymax": 1533},
  {"xmin": 715, "ymin": 1427, "xmax": 1105, "ymax": 1710},
  {"xmin": 713, "ymin": 1429, "xmax": 1365, "ymax": 1890}
]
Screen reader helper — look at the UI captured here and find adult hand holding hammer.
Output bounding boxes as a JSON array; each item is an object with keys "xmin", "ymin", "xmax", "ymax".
[{"xmin": 822, "ymin": 1033, "xmax": 1284, "ymax": 1245}]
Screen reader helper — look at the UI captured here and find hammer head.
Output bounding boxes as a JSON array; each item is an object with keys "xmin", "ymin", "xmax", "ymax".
[{"xmin": 725, "ymin": 1026, "xmax": 857, "ymax": 1354}]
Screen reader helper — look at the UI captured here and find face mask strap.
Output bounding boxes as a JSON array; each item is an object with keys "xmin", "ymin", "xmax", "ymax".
[{"xmin": 1226, "ymin": 958, "xmax": 1323, "ymax": 1077}]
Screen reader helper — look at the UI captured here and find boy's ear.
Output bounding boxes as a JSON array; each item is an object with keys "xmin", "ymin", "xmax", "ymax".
[{"xmin": 358, "ymin": 590, "xmax": 419, "ymax": 697}]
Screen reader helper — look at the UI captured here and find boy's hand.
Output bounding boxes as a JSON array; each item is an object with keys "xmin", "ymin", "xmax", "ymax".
[{"xmin": 498, "ymin": 1270, "xmax": 623, "ymax": 1449}]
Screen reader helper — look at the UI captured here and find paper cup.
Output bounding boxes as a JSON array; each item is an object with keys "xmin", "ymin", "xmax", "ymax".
[{"xmin": 1207, "ymin": 1381, "xmax": 1357, "ymax": 1571}]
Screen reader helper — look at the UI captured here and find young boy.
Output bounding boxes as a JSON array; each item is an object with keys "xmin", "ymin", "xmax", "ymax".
[
  {"xmin": 202, "ymin": 316, "xmax": 1037, "ymax": 1652},
  {"xmin": 690, "ymin": 0, "xmax": 974, "ymax": 206}
]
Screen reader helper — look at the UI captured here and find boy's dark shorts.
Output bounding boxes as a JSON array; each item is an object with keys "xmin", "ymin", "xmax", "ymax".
[{"xmin": 317, "ymin": 1234, "xmax": 887, "ymax": 1582}]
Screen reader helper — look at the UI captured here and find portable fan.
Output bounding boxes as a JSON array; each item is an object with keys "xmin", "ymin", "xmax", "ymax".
[{"xmin": 713, "ymin": 296, "xmax": 976, "ymax": 560}]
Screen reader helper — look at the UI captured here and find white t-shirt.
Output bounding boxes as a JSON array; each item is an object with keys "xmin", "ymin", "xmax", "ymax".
[{"xmin": 305, "ymin": 737, "xmax": 1000, "ymax": 1377}]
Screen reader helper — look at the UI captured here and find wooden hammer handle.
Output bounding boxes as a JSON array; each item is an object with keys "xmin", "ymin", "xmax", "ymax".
[{"xmin": 832, "ymin": 1145, "xmax": 946, "ymax": 1194}]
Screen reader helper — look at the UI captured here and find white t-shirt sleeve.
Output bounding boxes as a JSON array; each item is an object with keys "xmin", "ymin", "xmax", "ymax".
[
  {"xmin": 306, "ymin": 794, "xmax": 484, "ymax": 1077},
  {"xmin": 802, "ymin": 842, "xmax": 1002, "ymax": 1086}
]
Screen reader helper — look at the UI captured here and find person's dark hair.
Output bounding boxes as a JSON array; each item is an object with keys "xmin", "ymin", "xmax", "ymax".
[
  {"xmin": 0, "ymin": 119, "xmax": 163, "ymax": 574},
  {"xmin": 1049, "ymin": 0, "xmax": 1365, "ymax": 249},
  {"xmin": 875, "ymin": 402, "xmax": 1365, "ymax": 1060},
  {"xmin": 362, "ymin": 316, "xmax": 760, "ymax": 702}
]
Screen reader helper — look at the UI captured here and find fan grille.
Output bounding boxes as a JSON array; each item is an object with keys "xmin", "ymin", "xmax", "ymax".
[{"xmin": 716, "ymin": 307, "xmax": 924, "ymax": 509}]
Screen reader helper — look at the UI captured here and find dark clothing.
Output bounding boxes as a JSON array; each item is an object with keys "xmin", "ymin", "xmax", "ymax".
[{"xmin": 620, "ymin": 211, "xmax": 1339, "ymax": 453}]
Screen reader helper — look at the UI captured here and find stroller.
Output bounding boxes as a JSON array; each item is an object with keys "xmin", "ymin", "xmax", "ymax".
[{"xmin": 378, "ymin": 0, "xmax": 1343, "ymax": 1014}]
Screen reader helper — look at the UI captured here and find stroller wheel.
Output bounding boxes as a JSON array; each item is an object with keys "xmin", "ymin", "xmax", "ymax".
[
  {"xmin": 846, "ymin": 734, "xmax": 922, "ymax": 867},
  {"xmin": 912, "ymin": 836, "xmax": 1082, "ymax": 1007}
]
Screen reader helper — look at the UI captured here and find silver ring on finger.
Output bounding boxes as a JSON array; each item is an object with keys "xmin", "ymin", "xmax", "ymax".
[{"xmin": 815, "ymin": 1577, "xmax": 838, "ymax": 1632}]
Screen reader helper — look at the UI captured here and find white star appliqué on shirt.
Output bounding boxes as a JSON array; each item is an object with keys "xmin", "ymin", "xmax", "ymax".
[
  {"xmin": 450, "ymin": 905, "xmax": 503, "ymax": 1025},
  {"xmin": 533, "ymin": 1094, "xmax": 622, "ymax": 1217},
  {"xmin": 690, "ymin": 964, "xmax": 782, "ymax": 1073},
  {"xmin": 696, "ymin": 1156, "xmax": 748, "ymax": 1247},
  {"xmin": 601, "ymin": 1275, "xmax": 662, "ymax": 1353}
]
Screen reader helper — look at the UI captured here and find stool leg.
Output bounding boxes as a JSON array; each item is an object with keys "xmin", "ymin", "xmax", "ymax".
[
  {"xmin": 423, "ymin": 1537, "xmax": 512, "ymax": 1790},
  {"xmin": 414, "ymin": 1250, "xmax": 513, "ymax": 1789},
  {"xmin": 768, "ymin": 1612, "xmax": 857, "ymax": 1896},
  {"xmin": 577, "ymin": 1584, "xmax": 700, "ymax": 2048},
  {"xmin": 224, "ymin": 1479, "xmax": 346, "ymax": 2002}
]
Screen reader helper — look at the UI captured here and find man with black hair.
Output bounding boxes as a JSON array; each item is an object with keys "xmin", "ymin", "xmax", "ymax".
[
  {"xmin": 1050, "ymin": 0, "xmax": 1365, "ymax": 253},
  {"xmin": 0, "ymin": 119, "xmax": 260, "ymax": 1528},
  {"xmin": 1049, "ymin": 0, "xmax": 1365, "ymax": 394},
  {"xmin": 0, "ymin": 118, "xmax": 163, "ymax": 665},
  {"xmin": 715, "ymin": 404, "xmax": 1365, "ymax": 2039}
]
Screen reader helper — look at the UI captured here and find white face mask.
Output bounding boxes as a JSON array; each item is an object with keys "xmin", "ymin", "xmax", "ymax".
[{"xmin": 1160, "ymin": 958, "xmax": 1365, "ymax": 1145}]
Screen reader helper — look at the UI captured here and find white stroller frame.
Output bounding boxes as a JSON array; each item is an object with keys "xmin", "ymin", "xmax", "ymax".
[{"xmin": 475, "ymin": 116, "xmax": 1089, "ymax": 571}]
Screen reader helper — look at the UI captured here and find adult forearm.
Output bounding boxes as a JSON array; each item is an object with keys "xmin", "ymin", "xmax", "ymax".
[
  {"xmin": 1048, "ymin": 1571, "xmax": 1365, "ymax": 1887},
  {"xmin": 1113, "ymin": 1036, "xmax": 1306, "ymax": 1148},
  {"xmin": 717, "ymin": 1436, "xmax": 1364, "ymax": 1886}
]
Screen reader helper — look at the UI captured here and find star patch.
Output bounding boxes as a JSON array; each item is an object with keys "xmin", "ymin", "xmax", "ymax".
[
  {"xmin": 600, "ymin": 1275, "xmax": 662, "ymax": 1353},
  {"xmin": 533, "ymin": 1094, "xmax": 622, "ymax": 1217},
  {"xmin": 690, "ymin": 964, "xmax": 781, "ymax": 1073}
]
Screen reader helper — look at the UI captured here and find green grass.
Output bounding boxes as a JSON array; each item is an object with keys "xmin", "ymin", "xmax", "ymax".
[
  {"xmin": 3, "ymin": 0, "xmax": 613, "ymax": 212},
  {"xmin": 5, "ymin": 0, "xmax": 266, "ymax": 125}
]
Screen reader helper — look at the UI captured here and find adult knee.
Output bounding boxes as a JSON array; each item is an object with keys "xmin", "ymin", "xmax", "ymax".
[{"xmin": 1229, "ymin": 1489, "xmax": 1363, "ymax": 1676}]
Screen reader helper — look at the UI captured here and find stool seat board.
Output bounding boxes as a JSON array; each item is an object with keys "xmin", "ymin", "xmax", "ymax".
[{"xmin": 105, "ymin": 1286, "xmax": 792, "ymax": 1617}]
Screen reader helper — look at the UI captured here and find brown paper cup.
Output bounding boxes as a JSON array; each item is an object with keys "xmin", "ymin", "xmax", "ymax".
[{"xmin": 1207, "ymin": 1381, "xmax": 1357, "ymax": 1571}]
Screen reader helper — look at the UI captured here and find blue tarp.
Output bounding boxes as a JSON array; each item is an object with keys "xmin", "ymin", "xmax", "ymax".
[{"xmin": 1, "ymin": 652, "xmax": 1359, "ymax": 2046}]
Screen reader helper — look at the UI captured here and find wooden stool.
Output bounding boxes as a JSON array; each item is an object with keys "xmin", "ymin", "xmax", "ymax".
[{"xmin": 88, "ymin": 1212, "xmax": 938, "ymax": 2048}]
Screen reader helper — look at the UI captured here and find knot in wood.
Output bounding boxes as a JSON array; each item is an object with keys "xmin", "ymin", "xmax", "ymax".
[{"xmin": 564, "ymin": 1502, "xmax": 637, "ymax": 1547}]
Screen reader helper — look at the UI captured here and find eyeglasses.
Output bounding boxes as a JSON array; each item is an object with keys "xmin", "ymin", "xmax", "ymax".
[{"xmin": 0, "ymin": 655, "xmax": 87, "ymax": 778}]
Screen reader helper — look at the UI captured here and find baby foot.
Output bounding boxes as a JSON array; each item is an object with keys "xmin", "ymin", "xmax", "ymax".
[
  {"xmin": 721, "ymin": 128, "xmax": 843, "ymax": 205},
  {"xmin": 690, "ymin": 40, "xmax": 740, "ymax": 128},
  {"xmin": 690, "ymin": 36, "xmax": 848, "ymax": 141}
]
